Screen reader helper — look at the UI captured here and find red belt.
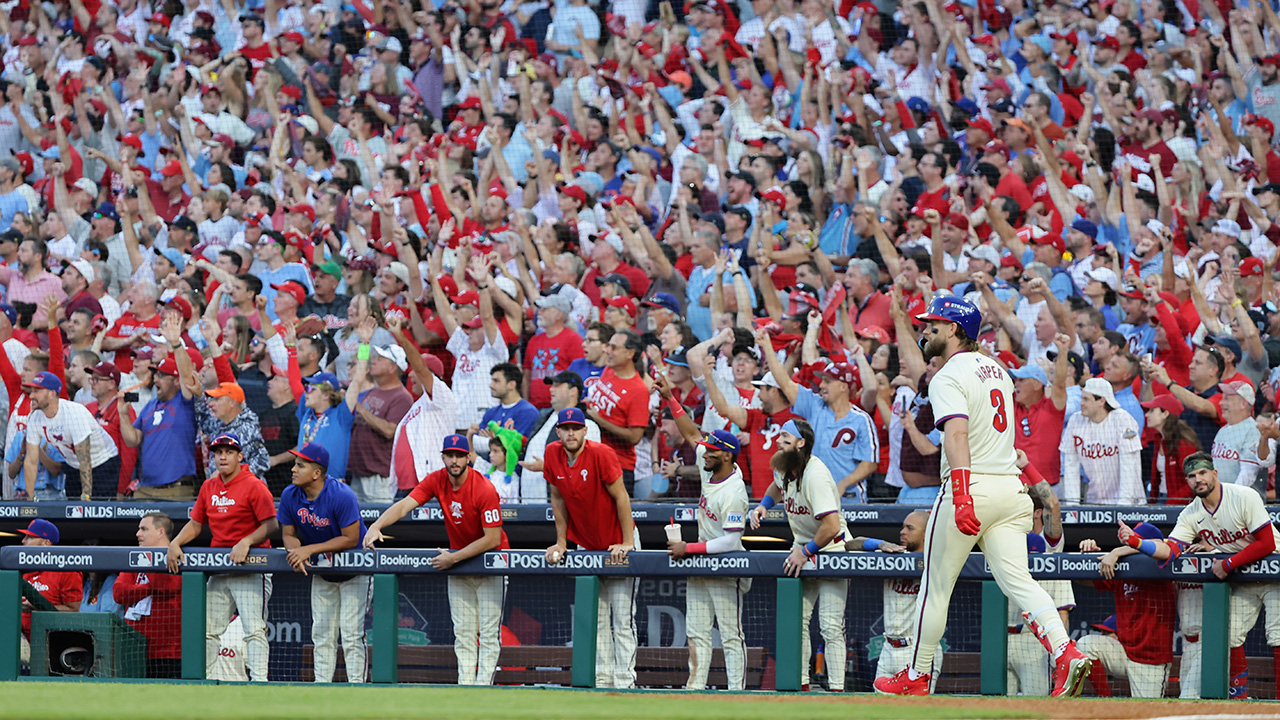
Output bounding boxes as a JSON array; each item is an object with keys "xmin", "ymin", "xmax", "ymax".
[
  {"xmin": 885, "ymin": 637, "xmax": 909, "ymax": 648},
  {"xmin": 1184, "ymin": 634, "xmax": 1199, "ymax": 643},
  {"xmin": 1009, "ymin": 626, "xmax": 1023, "ymax": 634}
]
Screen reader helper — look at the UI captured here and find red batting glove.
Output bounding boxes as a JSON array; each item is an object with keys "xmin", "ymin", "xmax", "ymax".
[{"xmin": 951, "ymin": 468, "xmax": 981, "ymax": 536}]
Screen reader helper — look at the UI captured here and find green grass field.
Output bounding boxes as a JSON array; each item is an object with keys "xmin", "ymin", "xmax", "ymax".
[{"xmin": 0, "ymin": 682, "xmax": 1039, "ymax": 720}]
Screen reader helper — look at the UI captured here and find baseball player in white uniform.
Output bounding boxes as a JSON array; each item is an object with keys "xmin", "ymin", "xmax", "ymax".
[
  {"xmin": 1121, "ymin": 450, "xmax": 1280, "ymax": 699},
  {"xmin": 749, "ymin": 418, "xmax": 851, "ymax": 692},
  {"xmin": 874, "ymin": 296, "xmax": 1091, "ymax": 697},
  {"xmin": 1058, "ymin": 378, "xmax": 1144, "ymax": 505},
  {"xmin": 658, "ymin": 375, "xmax": 753, "ymax": 691},
  {"xmin": 850, "ymin": 511, "xmax": 944, "ymax": 692},
  {"xmin": 209, "ymin": 617, "xmax": 248, "ymax": 682}
]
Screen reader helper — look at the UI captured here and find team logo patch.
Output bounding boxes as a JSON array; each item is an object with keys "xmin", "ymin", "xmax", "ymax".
[
  {"xmin": 726, "ymin": 512, "xmax": 744, "ymax": 526},
  {"xmin": 1122, "ymin": 429, "xmax": 1137, "ymax": 440}
]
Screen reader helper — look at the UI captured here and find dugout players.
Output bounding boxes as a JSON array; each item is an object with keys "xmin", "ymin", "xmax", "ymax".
[
  {"xmin": 656, "ymin": 375, "xmax": 752, "ymax": 690},
  {"xmin": 279, "ymin": 442, "xmax": 369, "ymax": 683},
  {"xmin": 18, "ymin": 520, "xmax": 81, "ymax": 664},
  {"xmin": 114, "ymin": 513, "xmax": 182, "ymax": 678},
  {"xmin": 365, "ymin": 434, "xmax": 509, "ymax": 686},
  {"xmin": 874, "ymin": 296, "xmax": 1091, "ymax": 697},
  {"xmin": 543, "ymin": 407, "xmax": 639, "ymax": 689},
  {"xmin": 167, "ymin": 432, "xmax": 279, "ymax": 682},
  {"xmin": 1121, "ymin": 451, "xmax": 1280, "ymax": 699},
  {"xmin": 748, "ymin": 418, "xmax": 851, "ymax": 692}
]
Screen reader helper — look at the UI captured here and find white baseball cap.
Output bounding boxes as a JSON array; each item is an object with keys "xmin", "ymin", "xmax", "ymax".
[
  {"xmin": 67, "ymin": 258, "xmax": 95, "ymax": 285},
  {"xmin": 1084, "ymin": 266, "xmax": 1118, "ymax": 291},
  {"xmin": 372, "ymin": 344, "xmax": 408, "ymax": 371},
  {"xmin": 1082, "ymin": 377, "xmax": 1121, "ymax": 409},
  {"xmin": 752, "ymin": 371, "xmax": 781, "ymax": 389}
]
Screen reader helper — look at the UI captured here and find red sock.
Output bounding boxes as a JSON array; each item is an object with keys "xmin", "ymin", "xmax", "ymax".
[
  {"xmin": 1230, "ymin": 646, "xmax": 1249, "ymax": 699},
  {"xmin": 1272, "ymin": 647, "xmax": 1280, "ymax": 699},
  {"xmin": 1088, "ymin": 663, "xmax": 1112, "ymax": 697}
]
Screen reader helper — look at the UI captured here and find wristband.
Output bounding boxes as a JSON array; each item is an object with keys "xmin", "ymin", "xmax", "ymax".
[
  {"xmin": 357, "ymin": 344, "xmax": 371, "ymax": 360},
  {"xmin": 863, "ymin": 538, "xmax": 883, "ymax": 551},
  {"xmin": 666, "ymin": 396, "xmax": 686, "ymax": 418},
  {"xmin": 1125, "ymin": 533, "xmax": 1159, "ymax": 558},
  {"xmin": 1232, "ymin": 299, "xmax": 1243, "ymax": 308},
  {"xmin": 950, "ymin": 467, "xmax": 971, "ymax": 497},
  {"xmin": 760, "ymin": 495, "xmax": 776, "ymax": 510},
  {"xmin": 686, "ymin": 542, "xmax": 707, "ymax": 554},
  {"xmin": 1022, "ymin": 462, "xmax": 1046, "ymax": 486},
  {"xmin": 1223, "ymin": 557, "xmax": 1234, "ymax": 572},
  {"xmin": 803, "ymin": 540, "xmax": 821, "ymax": 558}
]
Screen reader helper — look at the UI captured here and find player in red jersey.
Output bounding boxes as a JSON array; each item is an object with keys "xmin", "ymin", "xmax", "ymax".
[
  {"xmin": 18, "ymin": 519, "xmax": 81, "ymax": 664},
  {"xmin": 366, "ymin": 434, "xmax": 509, "ymax": 685},
  {"xmin": 543, "ymin": 407, "xmax": 638, "ymax": 688},
  {"xmin": 114, "ymin": 513, "xmax": 183, "ymax": 678},
  {"xmin": 167, "ymin": 432, "xmax": 278, "ymax": 681},
  {"xmin": 584, "ymin": 328, "xmax": 650, "ymax": 495}
]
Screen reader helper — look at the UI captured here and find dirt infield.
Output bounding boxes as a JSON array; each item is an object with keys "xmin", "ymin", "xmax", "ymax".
[{"xmin": 682, "ymin": 692, "xmax": 1280, "ymax": 719}]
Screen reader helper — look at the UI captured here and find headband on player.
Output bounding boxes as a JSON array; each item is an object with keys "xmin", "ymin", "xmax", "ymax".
[
  {"xmin": 781, "ymin": 419, "xmax": 802, "ymax": 439},
  {"xmin": 1183, "ymin": 456, "xmax": 1214, "ymax": 474}
]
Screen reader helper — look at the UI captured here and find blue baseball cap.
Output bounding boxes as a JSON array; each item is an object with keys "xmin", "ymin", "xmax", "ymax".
[
  {"xmin": 697, "ymin": 429, "xmax": 740, "ymax": 456},
  {"xmin": 1008, "ymin": 364, "xmax": 1049, "ymax": 386},
  {"xmin": 23, "ymin": 371, "xmax": 62, "ymax": 394},
  {"xmin": 442, "ymin": 434, "xmax": 470, "ymax": 453},
  {"xmin": 1026, "ymin": 533, "xmax": 1047, "ymax": 554},
  {"xmin": 0, "ymin": 303, "xmax": 16, "ymax": 326},
  {"xmin": 1071, "ymin": 218, "xmax": 1099, "ymax": 239},
  {"xmin": 289, "ymin": 441, "xmax": 330, "ymax": 468},
  {"xmin": 304, "ymin": 372, "xmax": 341, "ymax": 391},
  {"xmin": 641, "ymin": 292, "xmax": 680, "ymax": 315},
  {"xmin": 556, "ymin": 407, "xmax": 586, "ymax": 427},
  {"xmin": 1133, "ymin": 521, "xmax": 1164, "ymax": 540},
  {"xmin": 1092, "ymin": 615, "xmax": 1118, "ymax": 633},
  {"xmin": 18, "ymin": 519, "xmax": 59, "ymax": 543},
  {"xmin": 160, "ymin": 247, "xmax": 186, "ymax": 273},
  {"xmin": 209, "ymin": 432, "xmax": 242, "ymax": 451},
  {"xmin": 905, "ymin": 96, "xmax": 931, "ymax": 115},
  {"xmin": 665, "ymin": 347, "xmax": 689, "ymax": 368}
]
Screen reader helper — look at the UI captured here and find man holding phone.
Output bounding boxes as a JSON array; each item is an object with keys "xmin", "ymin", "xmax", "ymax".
[
  {"xmin": 119, "ymin": 316, "xmax": 198, "ymax": 500},
  {"xmin": 84, "ymin": 362, "xmax": 138, "ymax": 500}
]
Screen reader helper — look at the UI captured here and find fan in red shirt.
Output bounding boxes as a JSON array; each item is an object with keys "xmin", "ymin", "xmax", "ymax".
[
  {"xmin": 543, "ymin": 407, "xmax": 639, "ymax": 689},
  {"xmin": 584, "ymin": 329, "xmax": 651, "ymax": 494},
  {"xmin": 235, "ymin": 14, "xmax": 278, "ymax": 77},
  {"xmin": 1118, "ymin": 109, "xmax": 1178, "ymax": 179},
  {"xmin": 167, "ymin": 432, "xmax": 278, "ymax": 682},
  {"xmin": 699, "ymin": 361, "xmax": 796, "ymax": 499},
  {"xmin": 18, "ymin": 520, "xmax": 82, "ymax": 638},
  {"xmin": 114, "ymin": 513, "xmax": 183, "ymax": 678},
  {"xmin": 365, "ymin": 434, "xmax": 509, "ymax": 686},
  {"xmin": 101, "ymin": 283, "xmax": 163, "ymax": 373},
  {"xmin": 84, "ymin": 362, "xmax": 138, "ymax": 497}
]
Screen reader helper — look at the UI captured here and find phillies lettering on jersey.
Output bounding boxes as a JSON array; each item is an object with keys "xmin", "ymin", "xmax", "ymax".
[
  {"xmin": 698, "ymin": 494, "xmax": 719, "ymax": 523},
  {"xmin": 890, "ymin": 578, "xmax": 921, "ymax": 596},
  {"xmin": 29, "ymin": 579, "xmax": 50, "ymax": 592},
  {"xmin": 1198, "ymin": 527, "xmax": 1251, "ymax": 546},
  {"xmin": 295, "ymin": 508, "xmax": 331, "ymax": 528},
  {"xmin": 832, "ymin": 427, "xmax": 858, "ymax": 448},
  {"xmin": 784, "ymin": 496, "xmax": 811, "ymax": 517},
  {"xmin": 1075, "ymin": 438, "xmax": 1120, "ymax": 459},
  {"xmin": 211, "ymin": 494, "xmax": 237, "ymax": 509}
]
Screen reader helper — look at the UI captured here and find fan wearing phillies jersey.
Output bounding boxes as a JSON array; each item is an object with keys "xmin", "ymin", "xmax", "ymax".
[
  {"xmin": 1059, "ymin": 378, "xmax": 1144, "ymax": 505},
  {"xmin": 543, "ymin": 407, "xmax": 639, "ymax": 689},
  {"xmin": 1121, "ymin": 451, "xmax": 1280, "ymax": 700},
  {"xmin": 657, "ymin": 374, "xmax": 752, "ymax": 690},
  {"xmin": 1075, "ymin": 522, "xmax": 1177, "ymax": 699},
  {"xmin": 166, "ymin": 432, "xmax": 278, "ymax": 682},
  {"xmin": 584, "ymin": 329, "xmax": 650, "ymax": 494},
  {"xmin": 278, "ymin": 442, "xmax": 369, "ymax": 684},
  {"xmin": 366, "ymin": 434, "xmax": 509, "ymax": 686},
  {"xmin": 849, "ymin": 510, "xmax": 944, "ymax": 693},
  {"xmin": 874, "ymin": 296, "xmax": 1091, "ymax": 697}
]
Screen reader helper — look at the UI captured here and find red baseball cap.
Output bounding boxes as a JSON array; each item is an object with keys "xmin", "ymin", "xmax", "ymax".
[
  {"xmin": 271, "ymin": 281, "xmax": 307, "ymax": 305},
  {"xmin": 165, "ymin": 295, "xmax": 193, "ymax": 320},
  {"xmin": 149, "ymin": 12, "xmax": 171, "ymax": 27},
  {"xmin": 605, "ymin": 296, "xmax": 637, "ymax": 319},
  {"xmin": 966, "ymin": 118, "xmax": 995, "ymax": 137},
  {"xmin": 943, "ymin": 212, "xmax": 969, "ymax": 230},
  {"xmin": 560, "ymin": 185, "xmax": 587, "ymax": 204},
  {"xmin": 286, "ymin": 204, "xmax": 316, "ymax": 223},
  {"xmin": 1241, "ymin": 257, "xmax": 1265, "ymax": 277},
  {"xmin": 1033, "ymin": 232, "xmax": 1066, "ymax": 253},
  {"xmin": 160, "ymin": 160, "xmax": 183, "ymax": 177},
  {"xmin": 1096, "ymin": 36, "xmax": 1120, "ymax": 52},
  {"xmin": 458, "ymin": 96, "xmax": 482, "ymax": 110},
  {"xmin": 816, "ymin": 361, "xmax": 858, "ymax": 386},
  {"xmin": 760, "ymin": 188, "xmax": 787, "ymax": 210},
  {"xmin": 117, "ymin": 133, "xmax": 145, "ymax": 157}
]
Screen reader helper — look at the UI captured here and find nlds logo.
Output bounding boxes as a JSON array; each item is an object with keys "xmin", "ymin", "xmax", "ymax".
[
  {"xmin": 66, "ymin": 505, "xmax": 113, "ymax": 519},
  {"xmin": 129, "ymin": 551, "xmax": 164, "ymax": 568}
]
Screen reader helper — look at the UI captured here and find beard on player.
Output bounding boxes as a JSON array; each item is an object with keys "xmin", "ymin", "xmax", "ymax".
[
  {"xmin": 771, "ymin": 446, "xmax": 807, "ymax": 484},
  {"xmin": 702, "ymin": 450, "xmax": 726, "ymax": 473},
  {"xmin": 443, "ymin": 451, "xmax": 470, "ymax": 480}
]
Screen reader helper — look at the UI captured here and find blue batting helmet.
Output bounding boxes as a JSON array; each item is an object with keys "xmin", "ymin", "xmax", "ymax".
[{"xmin": 916, "ymin": 295, "xmax": 982, "ymax": 340}]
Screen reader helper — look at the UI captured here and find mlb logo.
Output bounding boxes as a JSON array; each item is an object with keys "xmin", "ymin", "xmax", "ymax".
[
  {"xmin": 676, "ymin": 508, "xmax": 695, "ymax": 522},
  {"xmin": 484, "ymin": 553, "xmax": 510, "ymax": 569},
  {"xmin": 1175, "ymin": 557, "xmax": 1200, "ymax": 575},
  {"xmin": 65, "ymin": 506, "xmax": 84, "ymax": 519},
  {"xmin": 129, "ymin": 551, "xmax": 156, "ymax": 568},
  {"xmin": 1063, "ymin": 511, "xmax": 1079, "ymax": 524}
]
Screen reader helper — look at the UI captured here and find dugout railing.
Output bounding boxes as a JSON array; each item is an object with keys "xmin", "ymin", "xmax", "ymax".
[{"xmin": 0, "ymin": 546, "xmax": 1258, "ymax": 696}]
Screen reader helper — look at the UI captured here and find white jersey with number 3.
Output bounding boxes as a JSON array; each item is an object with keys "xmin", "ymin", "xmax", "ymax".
[
  {"xmin": 1170, "ymin": 482, "xmax": 1278, "ymax": 553},
  {"xmin": 928, "ymin": 351, "xmax": 1019, "ymax": 483}
]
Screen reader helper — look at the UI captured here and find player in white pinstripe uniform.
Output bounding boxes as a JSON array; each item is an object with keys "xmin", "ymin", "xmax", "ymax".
[{"xmin": 658, "ymin": 374, "xmax": 753, "ymax": 690}]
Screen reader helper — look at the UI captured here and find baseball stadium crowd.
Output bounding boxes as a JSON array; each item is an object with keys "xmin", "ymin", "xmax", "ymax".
[{"xmin": 8, "ymin": 0, "xmax": 1280, "ymax": 694}]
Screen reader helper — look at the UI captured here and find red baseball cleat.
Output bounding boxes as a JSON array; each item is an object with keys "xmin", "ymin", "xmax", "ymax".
[
  {"xmin": 873, "ymin": 668, "xmax": 931, "ymax": 696},
  {"xmin": 1050, "ymin": 642, "xmax": 1092, "ymax": 697}
]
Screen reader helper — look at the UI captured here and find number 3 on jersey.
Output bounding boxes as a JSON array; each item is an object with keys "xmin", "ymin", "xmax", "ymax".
[{"xmin": 989, "ymin": 389, "xmax": 1008, "ymax": 432}]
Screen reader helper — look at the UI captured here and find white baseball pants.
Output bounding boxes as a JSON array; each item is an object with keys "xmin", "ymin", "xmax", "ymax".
[
  {"xmin": 877, "ymin": 640, "xmax": 942, "ymax": 692},
  {"xmin": 311, "ymin": 574, "xmax": 372, "ymax": 683},
  {"xmin": 206, "ymin": 573, "xmax": 272, "ymax": 681},
  {"xmin": 801, "ymin": 577, "xmax": 848, "ymax": 691},
  {"xmin": 1006, "ymin": 630, "xmax": 1051, "ymax": 696},
  {"xmin": 911, "ymin": 476, "xmax": 1069, "ymax": 675},
  {"xmin": 1077, "ymin": 633, "xmax": 1168, "ymax": 698},
  {"xmin": 447, "ymin": 575, "xmax": 506, "ymax": 685},
  {"xmin": 1177, "ymin": 583, "xmax": 1202, "ymax": 699},
  {"xmin": 1228, "ymin": 582, "xmax": 1280, "ymax": 647},
  {"xmin": 685, "ymin": 577, "xmax": 752, "ymax": 690},
  {"xmin": 596, "ymin": 576, "xmax": 638, "ymax": 689}
]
